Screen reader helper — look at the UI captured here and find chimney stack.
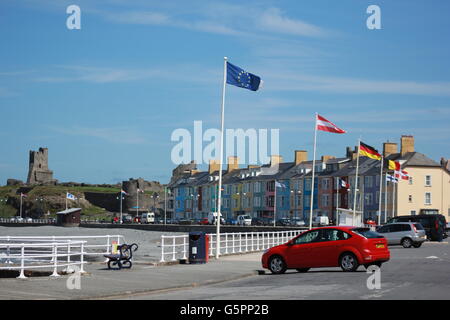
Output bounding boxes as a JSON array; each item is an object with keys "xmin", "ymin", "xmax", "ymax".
[
  {"xmin": 346, "ymin": 146, "xmax": 358, "ymax": 160},
  {"xmin": 227, "ymin": 156, "xmax": 239, "ymax": 172},
  {"xmin": 294, "ymin": 150, "xmax": 308, "ymax": 165},
  {"xmin": 208, "ymin": 159, "xmax": 220, "ymax": 174},
  {"xmin": 383, "ymin": 142, "xmax": 398, "ymax": 158},
  {"xmin": 270, "ymin": 155, "xmax": 283, "ymax": 166},
  {"xmin": 400, "ymin": 135, "xmax": 415, "ymax": 156},
  {"xmin": 321, "ymin": 155, "xmax": 335, "ymax": 163}
]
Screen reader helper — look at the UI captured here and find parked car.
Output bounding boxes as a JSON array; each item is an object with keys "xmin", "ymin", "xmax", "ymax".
[
  {"xmin": 225, "ymin": 218, "xmax": 238, "ymax": 225},
  {"xmin": 112, "ymin": 216, "xmax": 120, "ymax": 224},
  {"xmin": 262, "ymin": 226, "xmax": 390, "ymax": 274},
  {"xmin": 261, "ymin": 217, "xmax": 275, "ymax": 226},
  {"xmin": 133, "ymin": 216, "xmax": 141, "ymax": 224},
  {"xmin": 276, "ymin": 218, "xmax": 291, "ymax": 226},
  {"xmin": 387, "ymin": 214, "xmax": 447, "ymax": 241},
  {"xmin": 141, "ymin": 212, "xmax": 155, "ymax": 224},
  {"xmin": 237, "ymin": 214, "xmax": 252, "ymax": 226},
  {"xmin": 290, "ymin": 217, "xmax": 306, "ymax": 227},
  {"xmin": 376, "ymin": 222, "xmax": 427, "ymax": 248},
  {"xmin": 199, "ymin": 218, "xmax": 209, "ymax": 225},
  {"xmin": 207, "ymin": 212, "xmax": 225, "ymax": 225},
  {"xmin": 122, "ymin": 215, "xmax": 133, "ymax": 224},
  {"xmin": 251, "ymin": 217, "xmax": 265, "ymax": 226},
  {"xmin": 25, "ymin": 217, "xmax": 33, "ymax": 223},
  {"xmin": 178, "ymin": 218, "xmax": 193, "ymax": 225},
  {"xmin": 313, "ymin": 215, "xmax": 329, "ymax": 226}
]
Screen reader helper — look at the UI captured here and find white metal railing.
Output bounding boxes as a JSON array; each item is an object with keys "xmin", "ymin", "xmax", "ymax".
[
  {"xmin": 0, "ymin": 235, "xmax": 125, "ymax": 258},
  {"xmin": 159, "ymin": 230, "xmax": 304, "ymax": 262},
  {"xmin": 0, "ymin": 218, "xmax": 56, "ymax": 224},
  {"xmin": 0, "ymin": 240, "xmax": 87, "ymax": 279}
]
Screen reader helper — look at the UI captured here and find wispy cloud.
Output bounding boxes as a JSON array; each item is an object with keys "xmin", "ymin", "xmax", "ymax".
[
  {"xmin": 50, "ymin": 125, "xmax": 148, "ymax": 144},
  {"xmin": 34, "ymin": 64, "xmax": 219, "ymax": 84},
  {"xmin": 99, "ymin": 3, "xmax": 327, "ymax": 38},
  {"xmin": 259, "ymin": 69, "xmax": 450, "ymax": 96}
]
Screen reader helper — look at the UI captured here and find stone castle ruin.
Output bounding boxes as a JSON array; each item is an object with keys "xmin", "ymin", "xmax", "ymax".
[{"xmin": 26, "ymin": 147, "xmax": 57, "ymax": 185}]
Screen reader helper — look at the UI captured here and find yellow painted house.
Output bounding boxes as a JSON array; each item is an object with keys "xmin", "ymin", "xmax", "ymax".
[{"xmin": 384, "ymin": 136, "xmax": 450, "ymax": 221}]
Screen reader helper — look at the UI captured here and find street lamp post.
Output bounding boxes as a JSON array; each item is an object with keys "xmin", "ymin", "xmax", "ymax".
[{"xmin": 116, "ymin": 194, "xmax": 125, "ymax": 223}]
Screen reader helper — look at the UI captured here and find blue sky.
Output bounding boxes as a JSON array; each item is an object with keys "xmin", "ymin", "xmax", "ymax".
[{"xmin": 1, "ymin": 0, "xmax": 450, "ymax": 185}]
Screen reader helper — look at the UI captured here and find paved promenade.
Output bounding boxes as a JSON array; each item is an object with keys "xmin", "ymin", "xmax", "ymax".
[{"xmin": 0, "ymin": 253, "xmax": 262, "ymax": 300}]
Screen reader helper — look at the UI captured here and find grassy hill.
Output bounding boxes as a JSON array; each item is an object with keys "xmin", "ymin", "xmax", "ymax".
[{"xmin": 0, "ymin": 185, "xmax": 120, "ymax": 220}]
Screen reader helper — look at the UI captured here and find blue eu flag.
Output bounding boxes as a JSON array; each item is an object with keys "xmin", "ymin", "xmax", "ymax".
[{"xmin": 226, "ymin": 62, "xmax": 261, "ymax": 91}]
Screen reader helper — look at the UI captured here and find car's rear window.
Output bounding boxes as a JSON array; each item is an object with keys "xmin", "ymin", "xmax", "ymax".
[
  {"xmin": 414, "ymin": 223, "xmax": 424, "ymax": 230},
  {"xmin": 352, "ymin": 228, "xmax": 384, "ymax": 239}
]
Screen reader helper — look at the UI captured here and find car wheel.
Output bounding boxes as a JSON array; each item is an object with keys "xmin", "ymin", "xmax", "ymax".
[
  {"xmin": 339, "ymin": 253, "xmax": 359, "ymax": 272},
  {"xmin": 364, "ymin": 262, "xmax": 382, "ymax": 269},
  {"xmin": 401, "ymin": 238, "xmax": 413, "ymax": 248},
  {"xmin": 268, "ymin": 256, "xmax": 287, "ymax": 274},
  {"xmin": 296, "ymin": 268, "xmax": 310, "ymax": 273},
  {"xmin": 412, "ymin": 242, "xmax": 422, "ymax": 248}
]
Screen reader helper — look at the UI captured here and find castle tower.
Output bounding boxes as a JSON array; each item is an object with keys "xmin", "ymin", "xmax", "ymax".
[{"xmin": 26, "ymin": 148, "xmax": 56, "ymax": 185}]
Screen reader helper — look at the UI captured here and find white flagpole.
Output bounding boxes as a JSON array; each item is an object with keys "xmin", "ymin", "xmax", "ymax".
[
  {"xmin": 309, "ymin": 113, "xmax": 318, "ymax": 230},
  {"xmin": 65, "ymin": 192, "xmax": 68, "ymax": 211},
  {"xmin": 274, "ymin": 181, "xmax": 277, "ymax": 227},
  {"xmin": 384, "ymin": 173, "xmax": 388, "ymax": 223},
  {"xmin": 393, "ymin": 180, "xmax": 396, "ymax": 217},
  {"xmin": 20, "ymin": 193, "xmax": 23, "ymax": 218},
  {"xmin": 352, "ymin": 138, "xmax": 361, "ymax": 226},
  {"xmin": 120, "ymin": 184, "xmax": 123, "ymax": 224},
  {"xmin": 335, "ymin": 177, "xmax": 339, "ymax": 225},
  {"xmin": 216, "ymin": 56, "xmax": 227, "ymax": 259},
  {"xmin": 164, "ymin": 186, "xmax": 167, "ymax": 225},
  {"xmin": 377, "ymin": 156, "xmax": 384, "ymax": 225}
]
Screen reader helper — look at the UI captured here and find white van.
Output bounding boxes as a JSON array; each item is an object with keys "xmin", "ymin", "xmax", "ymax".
[
  {"xmin": 314, "ymin": 215, "xmax": 329, "ymax": 226},
  {"xmin": 237, "ymin": 215, "xmax": 252, "ymax": 226},
  {"xmin": 141, "ymin": 212, "xmax": 155, "ymax": 224},
  {"xmin": 208, "ymin": 212, "xmax": 225, "ymax": 225}
]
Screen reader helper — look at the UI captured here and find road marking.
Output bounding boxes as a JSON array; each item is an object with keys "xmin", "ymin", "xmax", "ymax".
[{"xmin": 426, "ymin": 256, "xmax": 439, "ymax": 259}]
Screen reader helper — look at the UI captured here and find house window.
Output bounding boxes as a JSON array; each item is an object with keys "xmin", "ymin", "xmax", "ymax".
[
  {"xmin": 305, "ymin": 179, "xmax": 312, "ymax": 191},
  {"xmin": 425, "ymin": 175, "xmax": 432, "ymax": 187},
  {"xmin": 425, "ymin": 192, "xmax": 432, "ymax": 205},
  {"xmin": 411, "ymin": 210, "xmax": 416, "ymax": 215},
  {"xmin": 409, "ymin": 176, "xmax": 413, "ymax": 185},
  {"xmin": 321, "ymin": 194, "xmax": 330, "ymax": 207},
  {"xmin": 365, "ymin": 194, "xmax": 373, "ymax": 206},
  {"xmin": 408, "ymin": 195, "xmax": 412, "ymax": 203},
  {"xmin": 365, "ymin": 176, "xmax": 373, "ymax": 188},
  {"xmin": 322, "ymin": 179, "xmax": 330, "ymax": 190}
]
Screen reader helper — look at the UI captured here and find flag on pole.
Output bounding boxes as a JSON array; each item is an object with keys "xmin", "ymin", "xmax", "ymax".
[
  {"xmin": 386, "ymin": 174, "xmax": 398, "ymax": 183},
  {"xmin": 395, "ymin": 170, "xmax": 409, "ymax": 180},
  {"xmin": 66, "ymin": 192, "xmax": 76, "ymax": 200},
  {"xmin": 359, "ymin": 142, "xmax": 382, "ymax": 160},
  {"xmin": 339, "ymin": 178, "xmax": 350, "ymax": 189},
  {"xmin": 275, "ymin": 181, "xmax": 286, "ymax": 188},
  {"xmin": 121, "ymin": 189, "xmax": 129, "ymax": 195},
  {"xmin": 226, "ymin": 62, "xmax": 261, "ymax": 91},
  {"xmin": 20, "ymin": 192, "xmax": 27, "ymax": 197},
  {"xmin": 316, "ymin": 114, "xmax": 346, "ymax": 134},
  {"xmin": 388, "ymin": 160, "xmax": 401, "ymax": 171}
]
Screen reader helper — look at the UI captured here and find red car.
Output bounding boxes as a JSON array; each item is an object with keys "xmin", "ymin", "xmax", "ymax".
[
  {"xmin": 262, "ymin": 226, "xmax": 390, "ymax": 274},
  {"xmin": 199, "ymin": 218, "xmax": 209, "ymax": 225}
]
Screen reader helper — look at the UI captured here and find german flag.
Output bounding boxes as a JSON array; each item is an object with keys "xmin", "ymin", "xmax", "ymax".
[{"xmin": 359, "ymin": 142, "xmax": 382, "ymax": 160}]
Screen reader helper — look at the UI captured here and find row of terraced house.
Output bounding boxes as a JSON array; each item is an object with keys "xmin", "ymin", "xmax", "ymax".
[{"xmin": 166, "ymin": 135, "xmax": 450, "ymax": 223}]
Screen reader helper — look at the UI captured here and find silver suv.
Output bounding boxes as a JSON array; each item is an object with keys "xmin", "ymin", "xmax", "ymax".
[{"xmin": 376, "ymin": 222, "xmax": 427, "ymax": 248}]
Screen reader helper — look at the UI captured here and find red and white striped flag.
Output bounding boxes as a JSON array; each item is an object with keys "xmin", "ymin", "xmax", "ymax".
[
  {"xmin": 316, "ymin": 114, "xmax": 346, "ymax": 134},
  {"xmin": 395, "ymin": 170, "xmax": 409, "ymax": 180}
]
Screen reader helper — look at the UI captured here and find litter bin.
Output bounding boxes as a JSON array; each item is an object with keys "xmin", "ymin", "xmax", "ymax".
[{"xmin": 189, "ymin": 231, "xmax": 209, "ymax": 264}]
